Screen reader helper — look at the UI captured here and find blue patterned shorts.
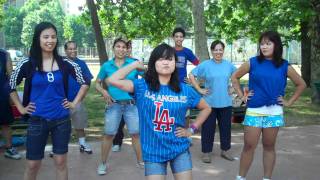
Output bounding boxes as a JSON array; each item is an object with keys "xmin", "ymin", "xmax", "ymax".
[{"xmin": 242, "ymin": 114, "xmax": 285, "ymax": 128}]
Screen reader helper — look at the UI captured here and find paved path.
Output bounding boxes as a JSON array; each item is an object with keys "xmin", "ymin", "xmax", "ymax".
[{"xmin": 0, "ymin": 125, "xmax": 319, "ymax": 180}]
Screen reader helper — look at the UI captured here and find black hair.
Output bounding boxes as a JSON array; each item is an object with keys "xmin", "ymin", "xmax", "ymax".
[
  {"xmin": 126, "ymin": 40, "xmax": 132, "ymax": 48},
  {"xmin": 112, "ymin": 38, "xmax": 127, "ymax": 49},
  {"xmin": 172, "ymin": 27, "xmax": 186, "ymax": 37},
  {"xmin": 64, "ymin": 40, "xmax": 77, "ymax": 50},
  {"xmin": 210, "ymin": 40, "xmax": 225, "ymax": 50},
  {"xmin": 145, "ymin": 43, "xmax": 180, "ymax": 93},
  {"xmin": 29, "ymin": 22, "xmax": 61, "ymax": 71},
  {"xmin": 257, "ymin": 31, "xmax": 284, "ymax": 67}
]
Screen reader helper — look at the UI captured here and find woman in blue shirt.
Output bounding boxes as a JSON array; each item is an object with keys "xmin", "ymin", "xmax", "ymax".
[
  {"xmin": 231, "ymin": 31, "xmax": 306, "ymax": 180},
  {"xmin": 189, "ymin": 40, "xmax": 237, "ymax": 163},
  {"xmin": 107, "ymin": 43, "xmax": 211, "ymax": 180},
  {"xmin": 9, "ymin": 22, "xmax": 90, "ymax": 180}
]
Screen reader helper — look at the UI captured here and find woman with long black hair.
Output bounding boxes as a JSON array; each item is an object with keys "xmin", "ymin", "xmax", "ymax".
[{"xmin": 9, "ymin": 22, "xmax": 90, "ymax": 180}]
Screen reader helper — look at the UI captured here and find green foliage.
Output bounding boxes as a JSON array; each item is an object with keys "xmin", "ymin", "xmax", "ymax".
[
  {"xmin": 206, "ymin": 0, "xmax": 314, "ymax": 43},
  {"xmin": 20, "ymin": 0, "xmax": 65, "ymax": 48},
  {"xmin": 0, "ymin": 0, "xmax": 5, "ymax": 28},
  {"xmin": 63, "ymin": 15, "xmax": 95, "ymax": 47},
  {"xmin": 3, "ymin": 7, "xmax": 24, "ymax": 48},
  {"xmin": 95, "ymin": 0, "xmax": 176, "ymax": 45}
]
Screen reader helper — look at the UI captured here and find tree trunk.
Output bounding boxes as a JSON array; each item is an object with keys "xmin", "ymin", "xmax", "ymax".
[
  {"xmin": 300, "ymin": 21, "xmax": 311, "ymax": 87},
  {"xmin": 310, "ymin": 1, "xmax": 320, "ymax": 104},
  {"xmin": 191, "ymin": 0, "xmax": 209, "ymax": 62},
  {"xmin": 86, "ymin": 0, "xmax": 108, "ymax": 65}
]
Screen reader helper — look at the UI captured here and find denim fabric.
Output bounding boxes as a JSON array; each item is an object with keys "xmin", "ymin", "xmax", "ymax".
[
  {"xmin": 144, "ymin": 150, "xmax": 192, "ymax": 176},
  {"xmin": 26, "ymin": 117, "xmax": 71, "ymax": 160},
  {"xmin": 104, "ymin": 103, "xmax": 139, "ymax": 135}
]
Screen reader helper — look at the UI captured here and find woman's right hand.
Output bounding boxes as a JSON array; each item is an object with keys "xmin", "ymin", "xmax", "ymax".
[
  {"xmin": 198, "ymin": 88, "xmax": 210, "ymax": 96},
  {"xmin": 19, "ymin": 102, "xmax": 36, "ymax": 115},
  {"xmin": 102, "ymin": 90, "xmax": 113, "ymax": 105},
  {"xmin": 134, "ymin": 61, "xmax": 145, "ymax": 71},
  {"xmin": 241, "ymin": 89, "xmax": 254, "ymax": 103}
]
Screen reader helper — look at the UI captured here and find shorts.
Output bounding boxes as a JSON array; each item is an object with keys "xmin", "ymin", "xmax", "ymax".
[
  {"xmin": 243, "ymin": 114, "xmax": 285, "ymax": 128},
  {"xmin": 0, "ymin": 98, "xmax": 14, "ymax": 125},
  {"xmin": 26, "ymin": 116, "xmax": 71, "ymax": 160},
  {"xmin": 70, "ymin": 102, "xmax": 88, "ymax": 129},
  {"xmin": 104, "ymin": 102, "xmax": 139, "ymax": 135},
  {"xmin": 144, "ymin": 150, "xmax": 192, "ymax": 176}
]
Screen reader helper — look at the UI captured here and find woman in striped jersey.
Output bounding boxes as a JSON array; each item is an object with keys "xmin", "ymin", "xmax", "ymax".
[{"xmin": 108, "ymin": 43, "xmax": 211, "ymax": 180}]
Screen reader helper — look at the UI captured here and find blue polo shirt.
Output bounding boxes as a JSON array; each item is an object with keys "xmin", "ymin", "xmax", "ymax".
[
  {"xmin": 97, "ymin": 57, "xmax": 141, "ymax": 100},
  {"xmin": 191, "ymin": 59, "xmax": 236, "ymax": 108}
]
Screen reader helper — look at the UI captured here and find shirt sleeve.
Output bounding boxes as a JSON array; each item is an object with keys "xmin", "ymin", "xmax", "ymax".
[
  {"xmin": 186, "ymin": 48, "xmax": 199, "ymax": 65},
  {"xmin": 231, "ymin": 63, "xmax": 237, "ymax": 73},
  {"xmin": 191, "ymin": 62, "xmax": 204, "ymax": 79},
  {"xmin": 81, "ymin": 61, "xmax": 94, "ymax": 80},
  {"xmin": 187, "ymin": 85, "xmax": 201, "ymax": 108},
  {"xmin": 97, "ymin": 63, "xmax": 108, "ymax": 80},
  {"xmin": 9, "ymin": 58, "xmax": 29, "ymax": 92},
  {"xmin": 133, "ymin": 78, "xmax": 146, "ymax": 101},
  {"xmin": 65, "ymin": 59, "xmax": 90, "ymax": 86}
]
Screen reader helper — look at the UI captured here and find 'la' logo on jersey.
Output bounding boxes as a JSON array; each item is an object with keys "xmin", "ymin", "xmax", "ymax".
[{"xmin": 153, "ymin": 101, "xmax": 175, "ymax": 132}]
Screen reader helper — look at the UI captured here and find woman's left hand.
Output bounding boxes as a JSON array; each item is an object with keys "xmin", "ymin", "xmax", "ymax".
[
  {"xmin": 175, "ymin": 127, "xmax": 192, "ymax": 137},
  {"xmin": 62, "ymin": 98, "xmax": 76, "ymax": 109},
  {"xmin": 278, "ymin": 96, "xmax": 292, "ymax": 107}
]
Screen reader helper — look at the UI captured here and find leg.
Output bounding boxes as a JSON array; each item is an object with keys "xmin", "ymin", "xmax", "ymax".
[
  {"xmin": 131, "ymin": 134, "xmax": 143, "ymax": 163},
  {"xmin": 101, "ymin": 134, "xmax": 114, "ymax": 163},
  {"xmin": 238, "ymin": 126, "xmax": 262, "ymax": 177},
  {"xmin": 146, "ymin": 175, "xmax": 166, "ymax": 180},
  {"xmin": 171, "ymin": 151, "xmax": 193, "ymax": 180},
  {"xmin": 173, "ymin": 170, "xmax": 192, "ymax": 180},
  {"xmin": 262, "ymin": 127, "xmax": 279, "ymax": 179},
  {"xmin": 1, "ymin": 124, "xmax": 12, "ymax": 148},
  {"xmin": 54, "ymin": 154, "xmax": 68, "ymax": 180},
  {"xmin": 201, "ymin": 108, "xmax": 217, "ymax": 153},
  {"xmin": 145, "ymin": 161, "xmax": 167, "ymax": 180},
  {"xmin": 24, "ymin": 160, "xmax": 42, "ymax": 180},
  {"xmin": 51, "ymin": 119, "xmax": 71, "ymax": 180},
  {"xmin": 217, "ymin": 107, "xmax": 232, "ymax": 151},
  {"xmin": 123, "ymin": 104, "xmax": 142, "ymax": 163},
  {"xmin": 113, "ymin": 117, "xmax": 125, "ymax": 146}
]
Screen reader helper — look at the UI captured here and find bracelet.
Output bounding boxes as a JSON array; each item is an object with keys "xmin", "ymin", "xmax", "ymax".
[
  {"xmin": 190, "ymin": 124, "xmax": 198, "ymax": 133},
  {"xmin": 187, "ymin": 128, "xmax": 194, "ymax": 135}
]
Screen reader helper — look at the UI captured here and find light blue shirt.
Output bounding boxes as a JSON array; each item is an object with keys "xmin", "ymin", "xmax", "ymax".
[
  {"xmin": 191, "ymin": 59, "xmax": 236, "ymax": 108},
  {"xmin": 97, "ymin": 57, "xmax": 142, "ymax": 100}
]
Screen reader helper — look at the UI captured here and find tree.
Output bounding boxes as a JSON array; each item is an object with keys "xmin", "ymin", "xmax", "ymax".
[
  {"xmin": 3, "ymin": 6, "xmax": 24, "ymax": 48},
  {"xmin": 310, "ymin": 0, "xmax": 320, "ymax": 104},
  {"xmin": 207, "ymin": 0, "xmax": 313, "ymax": 86},
  {"xmin": 20, "ymin": 0, "xmax": 65, "ymax": 48},
  {"xmin": 191, "ymin": 0, "xmax": 209, "ymax": 61},
  {"xmin": 86, "ymin": 0, "xmax": 108, "ymax": 65},
  {"xmin": 0, "ymin": 0, "xmax": 5, "ymax": 28},
  {"xmin": 63, "ymin": 15, "xmax": 95, "ymax": 47}
]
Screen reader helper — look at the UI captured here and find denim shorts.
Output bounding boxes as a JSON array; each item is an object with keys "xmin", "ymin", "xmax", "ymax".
[
  {"xmin": 144, "ymin": 150, "xmax": 192, "ymax": 176},
  {"xmin": 243, "ymin": 114, "xmax": 285, "ymax": 128},
  {"xmin": 104, "ymin": 103, "xmax": 139, "ymax": 135},
  {"xmin": 26, "ymin": 116, "xmax": 71, "ymax": 160}
]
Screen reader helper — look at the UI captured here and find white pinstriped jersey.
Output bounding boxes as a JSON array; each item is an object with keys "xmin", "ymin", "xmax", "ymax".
[{"xmin": 133, "ymin": 78, "xmax": 201, "ymax": 162}]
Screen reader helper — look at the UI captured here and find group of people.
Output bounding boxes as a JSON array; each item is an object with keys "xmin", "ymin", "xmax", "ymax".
[{"xmin": 0, "ymin": 21, "xmax": 306, "ymax": 180}]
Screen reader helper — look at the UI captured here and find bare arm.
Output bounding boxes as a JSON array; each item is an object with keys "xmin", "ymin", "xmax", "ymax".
[
  {"xmin": 95, "ymin": 78, "xmax": 113, "ymax": 104},
  {"xmin": 188, "ymin": 73, "xmax": 209, "ymax": 95},
  {"xmin": 193, "ymin": 99, "xmax": 211, "ymax": 129},
  {"xmin": 231, "ymin": 62, "xmax": 250, "ymax": 98},
  {"xmin": 107, "ymin": 61, "xmax": 144, "ymax": 93},
  {"xmin": 279, "ymin": 65, "xmax": 306, "ymax": 106}
]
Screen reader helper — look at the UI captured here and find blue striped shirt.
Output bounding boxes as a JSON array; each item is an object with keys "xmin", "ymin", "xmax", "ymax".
[{"xmin": 133, "ymin": 79, "xmax": 201, "ymax": 162}]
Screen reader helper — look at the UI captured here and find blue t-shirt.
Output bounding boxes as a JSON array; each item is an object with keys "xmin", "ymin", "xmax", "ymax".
[
  {"xmin": 67, "ymin": 58, "xmax": 93, "ymax": 101},
  {"xmin": 133, "ymin": 78, "xmax": 201, "ymax": 162},
  {"xmin": 30, "ymin": 70, "xmax": 69, "ymax": 120},
  {"xmin": 175, "ymin": 47, "xmax": 199, "ymax": 82},
  {"xmin": 247, "ymin": 56, "xmax": 289, "ymax": 108},
  {"xmin": 97, "ymin": 57, "xmax": 142, "ymax": 100},
  {"xmin": 191, "ymin": 59, "xmax": 236, "ymax": 108}
]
